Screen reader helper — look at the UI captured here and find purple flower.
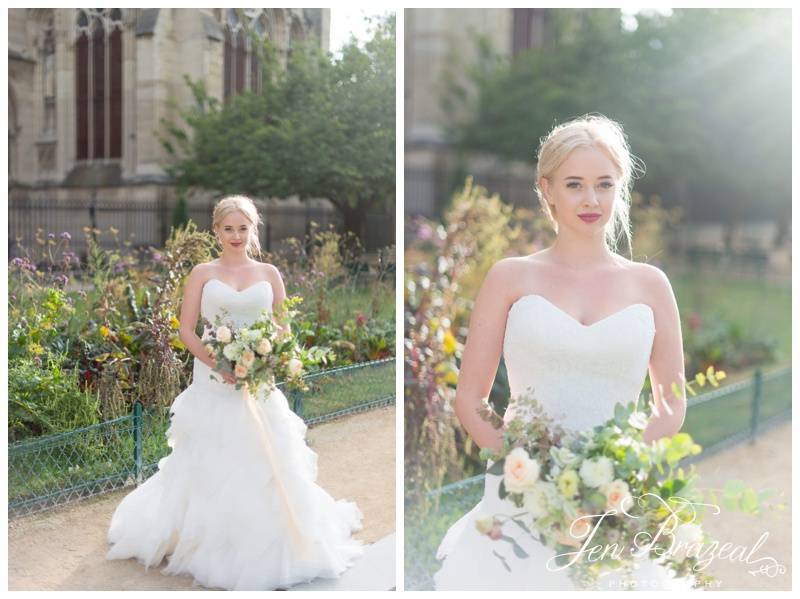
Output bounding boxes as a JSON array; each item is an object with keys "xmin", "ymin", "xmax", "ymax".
[
  {"xmin": 55, "ymin": 274, "xmax": 69, "ymax": 287},
  {"xmin": 60, "ymin": 231, "xmax": 72, "ymax": 241},
  {"xmin": 416, "ymin": 223, "xmax": 433, "ymax": 241},
  {"xmin": 151, "ymin": 251, "xmax": 162, "ymax": 263},
  {"xmin": 48, "ymin": 233, "xmax": 55, "ymax": 239},
  {"xmin": 11, "ymin": 257, "xmax": 23, "ymax": 267}
]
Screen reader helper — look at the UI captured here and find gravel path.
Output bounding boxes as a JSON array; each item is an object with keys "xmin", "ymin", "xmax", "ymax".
[
  {"xmin": 691, "ymin": 420, "xmax": 791, "ymax": 591},
  {"xmin": 8, "ymin": 406, "xmax": 395, "ymax": 591}
]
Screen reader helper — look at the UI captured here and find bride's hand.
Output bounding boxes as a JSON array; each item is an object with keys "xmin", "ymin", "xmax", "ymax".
[{"xmin": 210, "ymin": 357, "xmax": 238, "ymax": 385}]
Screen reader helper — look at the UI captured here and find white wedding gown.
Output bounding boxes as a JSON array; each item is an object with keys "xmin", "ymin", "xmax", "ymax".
[
  {"xmin": 434, "ymin": 294, "xmax": 698, "ymax": 591},
  {"xmin": 107, "ymin": 278, "xmax": 364, "ymax": 590}
]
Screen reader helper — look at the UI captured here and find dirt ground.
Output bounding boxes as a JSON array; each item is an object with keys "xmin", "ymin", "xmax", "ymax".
[
  {"xmin": 691, "ymin": 420, "xmax": 791, "ymax": 591},
  {"xmin": 8, "ymin": 406, "xmax": 395, "ymax": 591}
]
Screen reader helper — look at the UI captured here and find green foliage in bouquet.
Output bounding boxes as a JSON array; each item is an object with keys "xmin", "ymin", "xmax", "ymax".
[
  {"xmin": 475, "ymin": 367, "xmax": 784, "ymax": 589},
  {"xmin": 201, "ymin": 296, "xmax": 334, "ymax": 394}
]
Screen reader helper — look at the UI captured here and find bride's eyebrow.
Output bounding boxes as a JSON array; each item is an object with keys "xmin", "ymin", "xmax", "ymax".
[{"xmin": 564, "ymin": 175, "xmax": 614, "ymax": 180}]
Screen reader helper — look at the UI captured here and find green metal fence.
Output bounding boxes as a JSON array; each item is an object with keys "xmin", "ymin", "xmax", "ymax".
[
  {"xmin": 8, "ymin": 357, "xmax": 395, "ymax": 518},
  {"xmin": 405, "ymin": 366, "xmax": 792, "ymax": 590}
]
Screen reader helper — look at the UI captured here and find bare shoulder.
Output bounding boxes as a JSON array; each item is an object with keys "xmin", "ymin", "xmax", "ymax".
[
  {"xmin": 188, "ymin": 261, "xmax": 214, "ymax": 281},
  {"xmin": 483, "ymin": 256, "xmax": 533, "ymax": 289},
  {"xmin": 630, "ymin": 261, "xmax": 677, "ymax": 309},
  {"xmin": 259, "ymin": 261, "xmax": 281, "ymax": 281}
]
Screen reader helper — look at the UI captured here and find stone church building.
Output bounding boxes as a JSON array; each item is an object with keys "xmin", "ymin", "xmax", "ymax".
[{"xmin": 8, "ymin": 8, "xmax": 333, "ymax": 255}]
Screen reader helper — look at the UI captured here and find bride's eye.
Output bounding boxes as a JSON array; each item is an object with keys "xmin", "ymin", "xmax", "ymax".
[
  {"xmin": 599, "ymin": 181, "xmax": 614, "ymax": 189},
  {"xmin": 566, "ymin": 182, "xmax": 581, "ymax": 189}
]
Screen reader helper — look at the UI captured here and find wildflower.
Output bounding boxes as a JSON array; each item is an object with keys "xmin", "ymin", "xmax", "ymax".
[
  {"xmin": 60, "ymin": 231, "xmax": 72, "ymax": 241},
  {"xmin": 443, "ymin": 329, "xmax": 458, "ymax": 355}
]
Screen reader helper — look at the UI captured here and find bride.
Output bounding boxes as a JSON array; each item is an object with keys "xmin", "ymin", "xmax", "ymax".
[
  {"xmin": 433, "ymin": 115, "xmax": 698, "ymax": 590},
  {"xmin": 106, "ymin": 195, "xmax": 364, "ymax": 590}
]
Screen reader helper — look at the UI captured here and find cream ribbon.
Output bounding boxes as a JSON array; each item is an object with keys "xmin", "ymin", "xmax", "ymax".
[{"xmin": 240, "ymin": 383, "xmax": 310, "ymax": 555}]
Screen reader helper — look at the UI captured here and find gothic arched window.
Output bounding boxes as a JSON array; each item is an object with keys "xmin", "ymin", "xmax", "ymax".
[
  {"xmin": 75, "ymin": 8, "xmax": 124, "ymax": 160},
  {"xmin": 224, "ymin": 9, "xmax": 270, "ymax": 100}
]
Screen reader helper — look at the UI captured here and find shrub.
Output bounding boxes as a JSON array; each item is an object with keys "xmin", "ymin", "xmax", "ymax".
[{"xmin": 9, "ymin": 352, "xmax": 100, "ymax": 442}]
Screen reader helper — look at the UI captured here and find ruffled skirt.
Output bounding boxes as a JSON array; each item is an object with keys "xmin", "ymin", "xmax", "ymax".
[{"xmin": 106, "ymin": 359, "xmax": 363, "ymax": 590}]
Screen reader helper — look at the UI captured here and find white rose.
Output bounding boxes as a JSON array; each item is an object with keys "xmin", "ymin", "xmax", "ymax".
[
  {"xmin": 215, "ymin": 325, "xmax": 232, "ymax": 343},
  {"xmin": 671, "ymin": 522, "xmax": 704, "ymax": 560},
  {"xmin": 579, "ymin": 456, "xmax": 614, "ymax": 488},
  {"xmin": 222, "ymin": 343, "xmax": 240, "ymax": 361},
  {"xmin": 523, "ymin": 481, "xmax": 557, "ymax": 520},
  {"xmin": 257, "ymin": 339, "xmax": 273, "ymax": 355},
  {"xmin": 551, "ymin": 446, "xmax": 580, "ymax": 468},
  {"xmin": 287, "ymin": 358, "xmax": 303, "ymax": 376},
  {"xmin": 204, "ymin": 343, "xmax": 216, "ymax": 357},
  {"xmin": 503, "ymin": 447, "xmax": 541, "ymax": 494}
]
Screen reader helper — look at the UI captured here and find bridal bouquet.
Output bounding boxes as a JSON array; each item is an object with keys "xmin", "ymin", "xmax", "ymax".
[
  {"xmin": 201, "ymin": 297, "xmax": 333, "ymax": 393},
  {"xmin": 476, "ymin": 367, "xmax": 781, "ymax": 589}
]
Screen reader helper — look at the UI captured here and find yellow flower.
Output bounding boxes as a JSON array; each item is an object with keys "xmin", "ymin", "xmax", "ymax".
[
  {"xmin": 443, "ymin": 329, "xmax": 458, "ymax": 355},
  {"xmin": 557, "ymin": 469, "xmax": 580, "ymax": 498},
  {"xmin": 442, "ymin": 370, "xmax": 459, "ymax": 386},
  {"xmin": 170, "ymin": 316, "xmax": 180, "ymax": 330},
  {"xmin": 99, "ymin": 325, "xmax": 111, "ymax": 338},
  {"xmin": 169, "ymin": 337, "xmax": 186, "ymax": 351},
  {"xmin": 28, "ymin": 343, "xmax": 44, "ymax": 356}
]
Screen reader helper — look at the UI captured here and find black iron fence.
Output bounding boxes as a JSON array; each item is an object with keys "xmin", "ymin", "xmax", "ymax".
[{"xmin": 9, "ymin": 195, "xmax": 393, "ymax": 258}]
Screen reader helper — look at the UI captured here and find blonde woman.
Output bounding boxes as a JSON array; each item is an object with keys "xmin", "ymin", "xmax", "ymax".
[
  {"xmin": 433, "ymin": 115, "xmax": 696, "ymax": 590},
  {"xmin": 106, "ymin": 195, "xmax": 363, "ymax": 590}
]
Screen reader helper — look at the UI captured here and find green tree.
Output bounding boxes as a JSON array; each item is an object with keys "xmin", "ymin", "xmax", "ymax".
[
  {"xmin": 449, "ymin": 9, "xmax": 790, "ymax": 245},
  {"xmin": 161, "ymin": 14, "xmax": 396, "ymax": 242}
]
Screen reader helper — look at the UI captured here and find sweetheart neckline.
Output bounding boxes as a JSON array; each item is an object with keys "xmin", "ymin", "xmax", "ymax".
[
  {"xmin": 204, "ymin": 278, "xmax": 273, "ymax": 294},
  {"xmin": 509, "ymin": 293, "xmax": 654, "ymax": 329}
]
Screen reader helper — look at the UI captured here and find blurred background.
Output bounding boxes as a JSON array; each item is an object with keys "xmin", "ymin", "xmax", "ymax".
[{"xmin": 403, "ymin": 8, "xmax": 791, "ymax": 590}]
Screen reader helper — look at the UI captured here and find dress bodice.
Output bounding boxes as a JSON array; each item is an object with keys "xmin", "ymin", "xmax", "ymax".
[
  {"xmin": 502, "ymin": 294, "xmax": 656, "ymax": 432},
  {"xmin": 194, "ymin": 278, "xmax": 274, "ymax": 386},
  {"xmin": 200, "ymin": 278, "xmax": 274, "ymax": 330}
]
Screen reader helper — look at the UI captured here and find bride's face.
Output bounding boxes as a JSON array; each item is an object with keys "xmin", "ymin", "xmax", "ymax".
[
  {"xmin": 540, "ymin": 145, "xmax": 620, "ymax": 237},
  {"xmin": 215, "ymin": 210, "xmax": 253, "ymax": 254}
]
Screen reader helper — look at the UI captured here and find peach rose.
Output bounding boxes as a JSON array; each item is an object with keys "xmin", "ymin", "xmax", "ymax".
[
  {"xmin": 234, "ymin": 363, "xmax": 248, "ymax": 378},
  {"xmin": 241, "ymin": 349, "xmax": 256, "ymax": 368},
  {"xmin": 503, "ymin": 447, "xmax": 540, "ymax": 494}
]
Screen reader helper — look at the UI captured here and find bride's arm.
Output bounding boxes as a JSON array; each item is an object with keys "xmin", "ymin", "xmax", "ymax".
[
  {"xmin": 454, "ymin": 260, "xmax": 515, "ymax": 452},
  {"xmin": 178, "ymin": 264, "xmax": 216, "ymax": 368},
  {"xmin": 640, "ymin": 265, "xmax": 687, "ymax": 444},
  {"xmin": 264, "ymin": 264, "xmax": 291, "ymax": 338}
]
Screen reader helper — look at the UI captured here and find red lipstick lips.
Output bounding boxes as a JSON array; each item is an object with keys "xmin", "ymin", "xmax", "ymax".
[{"xmin": 578, "ymin": 213, "xmax": 601, "ymax": 223}]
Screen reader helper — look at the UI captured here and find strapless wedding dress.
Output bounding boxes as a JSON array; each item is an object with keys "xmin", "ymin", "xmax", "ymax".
[
  {"xmin": 106, "ymin": 278, "xmax": 363, "ymax": 590},
  {"xmin": 434, "ymin": 294, "xmax": 698, "ymax": 591}
]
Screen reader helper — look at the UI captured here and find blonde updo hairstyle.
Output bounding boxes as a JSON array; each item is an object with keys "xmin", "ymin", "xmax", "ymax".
[
  {"xmin": 212, "ymin": 195, "xmax": 263, "ymax": 259},
  {"xmin": 534, "ymin": 114, "xmax": 644, "ymax": 255}
]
